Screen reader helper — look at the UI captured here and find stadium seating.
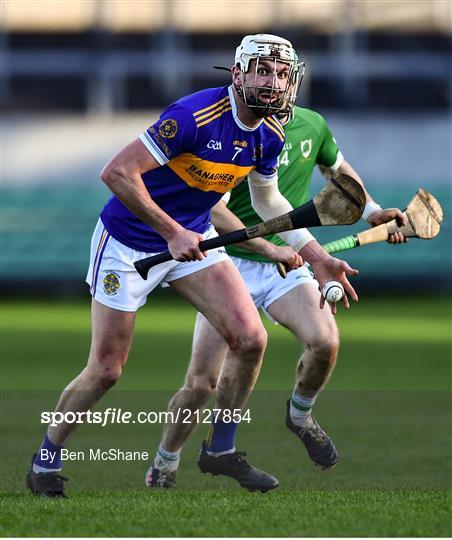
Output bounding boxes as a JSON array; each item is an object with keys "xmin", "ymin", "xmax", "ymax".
[
  {"xmin": 3, "ymin": 185, "xmax": 107, "ymax": 278},
  {"xmin": 2, "ymin": 183, "xmax": 450, "ymax": 291}
]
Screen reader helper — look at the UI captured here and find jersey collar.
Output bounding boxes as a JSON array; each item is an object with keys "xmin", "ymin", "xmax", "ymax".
[{"xmin": 228, "ymin": 86, "xmax": 263, "ymax": 132}]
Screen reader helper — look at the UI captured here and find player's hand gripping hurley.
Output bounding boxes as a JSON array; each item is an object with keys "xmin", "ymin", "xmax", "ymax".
[{"xmin": 134, "ymin": 173, "xmax": 366, "ymax": 280}]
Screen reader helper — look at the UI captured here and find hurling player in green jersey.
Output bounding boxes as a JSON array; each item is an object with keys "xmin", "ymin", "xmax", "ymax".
[{"xmin": 149, "ymin": 102, "xmax": 408, "ymax": 487}]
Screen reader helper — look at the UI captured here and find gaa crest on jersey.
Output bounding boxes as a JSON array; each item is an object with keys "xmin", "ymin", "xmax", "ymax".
[
  {"xmin": 103, "ymin": 272, "xmax": 120, "ymax": 296},
  {"xmin": 300, "ymin": 139, "xmax": 312, "ymax": 159},
  {"xmin": 159, "ymin": 119, "xmax": 178, "ymax": 139}
]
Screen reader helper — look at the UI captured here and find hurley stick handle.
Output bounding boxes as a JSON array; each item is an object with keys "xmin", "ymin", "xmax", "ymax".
[
  {"xmin": 134, "ymin": 200, "xmax": 322, "ymax": 280},
  {"xmin": 355, "ymin": 222, "xmax": 392, "ymax": 245},
  {"xmin": 355, "ymin": 216, "xmax": 419, "ymax": 246},
  {"xmin": 323, "ymin": 235, "xmax": 359, "ymax": 254},
  {"xmin": 134, "ymin": 228, "xmax": 249, "ymax": 280}
]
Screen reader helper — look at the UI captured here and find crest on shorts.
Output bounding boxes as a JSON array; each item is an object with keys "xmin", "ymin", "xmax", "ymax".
[
  {"xmin": 159, "ymin": 119, "xmax": 178, "ymax": 139},
  {"xmin": 103, "ymin": 272, "xmax": 120, "ymax": 296}
]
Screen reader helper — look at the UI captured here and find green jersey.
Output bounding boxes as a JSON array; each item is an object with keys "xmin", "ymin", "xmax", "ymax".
[{"xmin": 226, "ymin": 107, "xmax": 342, "ymax": 262}]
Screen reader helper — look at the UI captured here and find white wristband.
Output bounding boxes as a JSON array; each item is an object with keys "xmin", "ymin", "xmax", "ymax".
[
  {"xmin": 279, "ymin": 228, "xmax": 314, "ymax": 252},
  {"xmin": 221, "ymin": 191, "xmax": 231, "ymax": 204},
  {"xmin": 362, "ymin": 201, "xmax": 382, "ymax": 221}
]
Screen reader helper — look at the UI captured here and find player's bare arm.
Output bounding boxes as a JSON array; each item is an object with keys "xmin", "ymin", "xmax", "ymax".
[
  {"xmin": 101, "ymin": 139, "xmax": 205, "ymax": 261},
  {"xmin": 211, "ymin": 200, "xmax": 303, "ymax": 270}
]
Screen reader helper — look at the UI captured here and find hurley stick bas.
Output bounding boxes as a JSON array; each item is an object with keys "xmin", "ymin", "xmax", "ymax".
[{"xmin": 134, "ymin": 173, "xmax": 366, "ymax": 280}]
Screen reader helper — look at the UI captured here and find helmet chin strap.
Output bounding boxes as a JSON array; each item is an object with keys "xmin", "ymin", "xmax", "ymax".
[{"xmin": 233, "ymin": 81, "xmax": 245, "ymax": 101}]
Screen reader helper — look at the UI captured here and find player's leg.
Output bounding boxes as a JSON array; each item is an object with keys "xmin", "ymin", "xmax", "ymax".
[
  {"xmin": 27, "ymin": 220, "xmax": 157, "ymax": 497},
  {"xmin": 168, "ymin": 259, "xmax": 278, "ymax": 492},
  {"xmin": 266, "ymin": 280, "xmax": 340, "ymax": 469},
  {"xmin": 170, "ymin": 260, "xmax": 266, "ymax": 410},
  {"xmin": 27, "ymin": 300, "xmax": 136, "ymax": 496},
  {"xmin": 268, "ymin": 282, "xmax": 339, "ymax": 396},
  {"xmin": 163, "ymin": 313, "xmax": 227, "ymax": 451},
  {"xmin": 47, "ymin": 300, "xmax": 136, "ymax": 445},
  {"xmin": 147, "ymin": 313, "xmax": 228, "ymax": 487},
  {"xmin": 231, "ymin": 256, "xmax": 339, "ymax": 401},
  {"xmin": 149, "ymin": 255, "xmax": 269, "ymax": 488}
]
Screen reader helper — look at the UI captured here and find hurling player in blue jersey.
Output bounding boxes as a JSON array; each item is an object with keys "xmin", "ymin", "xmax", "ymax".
[{"xmin": 27, "ymin": 34, "xmax": 359, "ymax": 496}]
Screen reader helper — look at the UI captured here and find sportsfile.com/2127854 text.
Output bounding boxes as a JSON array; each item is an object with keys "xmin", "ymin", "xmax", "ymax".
[{"xmin": 40, "ymin": 408, "xmax": 252, "ymax": 427}]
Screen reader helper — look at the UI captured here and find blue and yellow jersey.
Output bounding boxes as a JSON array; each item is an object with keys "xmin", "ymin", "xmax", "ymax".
[{"xmin": 100, "ymin": 86, "xmax": 285, "ymax": 252}]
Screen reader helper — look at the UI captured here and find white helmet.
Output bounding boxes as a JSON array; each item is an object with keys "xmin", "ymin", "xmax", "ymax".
[{"xmin": 234, "ymin": 34, "xmax": 304, "ymax": 117}]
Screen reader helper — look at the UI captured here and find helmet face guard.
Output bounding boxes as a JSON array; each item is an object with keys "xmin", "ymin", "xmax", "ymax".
[{"xmin": 234, "ymin": 34, "xmax": 304, "ymax": 117}]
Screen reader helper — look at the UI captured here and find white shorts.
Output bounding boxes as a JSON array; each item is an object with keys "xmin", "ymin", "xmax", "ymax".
[
  {"xmin": 86, "ymin": 219, "xmax": 229, "ymax": 312},
  {"xmin": 230, "ymin": 256, "xmax": 319, "ymax": 318}
]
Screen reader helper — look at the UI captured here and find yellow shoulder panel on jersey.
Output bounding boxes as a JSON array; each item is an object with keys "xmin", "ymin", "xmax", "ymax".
[
  {"xmin": 268, "ymin": 115, "xmax": 285, "ymax": 135},
  {"xmin": 263, "ymin": 118, "xmax": 285, "ymax": 143},
  {"xmin": 196, "ymin": 106, "xmax": 233, "ymax": 128},
  {"xmin": 193, "ymin": 96, "xmax": 230, "ymax": 118},
  {"xmin": 194, "ymin": 100, "xmax": 232, "ymax": 128},
  {"xmin": 194, "ymin": 97, "xmax": 232, "ymax": 127},
  {"xmin": 167, "ymin": 153, "xmax": 254, "ymax": 193},
  {"xmin": 265, "ymin": 116, "xmax": 285, "ymax": 138}
]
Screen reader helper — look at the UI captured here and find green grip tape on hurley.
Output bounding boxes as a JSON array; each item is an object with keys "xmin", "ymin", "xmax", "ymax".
[{"xmin": 323, "ymin": 235, "xmax": 358, "ymax": 254}]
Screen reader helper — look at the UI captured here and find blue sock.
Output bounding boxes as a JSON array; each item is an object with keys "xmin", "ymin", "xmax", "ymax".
[
  {"xmin": 206, "ymin": 420, "xmax": 239, "ymax": 454},
  {"xmin": 33, "ymin": 433, "xmax": 63, "ymax": 471}
]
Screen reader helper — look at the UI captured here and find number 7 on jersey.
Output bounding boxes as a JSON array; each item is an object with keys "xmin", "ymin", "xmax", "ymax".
[{"xmin": 232, "ymin": 147, "xmax": 243, "ymax": 161}]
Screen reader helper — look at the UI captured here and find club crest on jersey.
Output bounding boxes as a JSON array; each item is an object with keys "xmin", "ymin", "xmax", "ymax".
[
  {"xmin": 300, "ymin": 139, "xmax": 312, "ymax": 159},
  {"xmin": 233, "ymin": 140, "xmax": 248, "ymax": 148},
  {"xmin": 159, "ymin": 119, "xmax": 178, "ymax": 139},
  {"xmin": 103, "ymin": 272, "xmax": 120, "ymax": 296},
  {"xmin": 253, "ymin": 144, "xmax": 263, "ymax": 161}
]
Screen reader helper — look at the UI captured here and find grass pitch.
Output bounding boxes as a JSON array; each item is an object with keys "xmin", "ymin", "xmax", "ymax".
[{"xmin": 1, "ymin": 297, "xmax": 451, "ymax": 537}]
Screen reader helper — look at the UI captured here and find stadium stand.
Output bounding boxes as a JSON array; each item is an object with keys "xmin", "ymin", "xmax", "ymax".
[{"xmin": 1, "ymin": 1, "xmax": 450, "ymax": 112}]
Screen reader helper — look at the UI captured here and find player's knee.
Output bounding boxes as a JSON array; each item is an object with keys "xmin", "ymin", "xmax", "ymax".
[
  {"xmin": 185, "ymin": 375, "xmax": 215, "ymax": 405},
  {"xmin": 89, "ymin": 351, "xmax": 125, "ymax": 388},
  {"xmin": 227, "ymin": 325, "xmax": 267, "ymax": 360},
  {"xmin": 328, "ymin": 327, "xmax": 340, "ymax": 356},
  {"xmin": 98, "ymin": 365, "xmax": 123, "ymax": 389},
  {"xmin": 243, "ymin": 326, "xmax": 268, "ymax": 356},
  {"xmin": 311, "ymin": 331, "xmax": 339, "ymax": 363}
]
